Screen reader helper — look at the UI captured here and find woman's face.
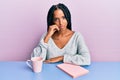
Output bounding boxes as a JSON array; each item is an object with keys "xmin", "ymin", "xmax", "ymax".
[{"xmin": 53, "ymin": 9, "xmax": 68, "ymax": 31}]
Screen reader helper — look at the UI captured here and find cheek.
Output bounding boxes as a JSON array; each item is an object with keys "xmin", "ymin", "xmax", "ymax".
[
  {"xmin": 54, "ymin": 22, "xmax": 59, "ymax": 26},
  {"xmin": 64, "ymin": 20, "xmax": 68, "ymax": 26}
]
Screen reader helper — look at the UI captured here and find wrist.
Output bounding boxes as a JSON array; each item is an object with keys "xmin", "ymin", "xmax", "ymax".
[
  {"xmin": 59, "ymin": 56, "xmax": 64, "ymax": 61},
  {"xmin": 44, "ymin": 35, "xmax": 51, "ymax": 43}
]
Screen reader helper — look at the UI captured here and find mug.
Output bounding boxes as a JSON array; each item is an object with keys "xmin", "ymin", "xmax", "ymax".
[{"xmin": 26, "ymin": 57, "xmax": 43, "ymax": 73}]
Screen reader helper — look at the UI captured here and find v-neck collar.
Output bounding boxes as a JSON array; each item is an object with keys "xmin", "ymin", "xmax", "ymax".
[{"xmin": 50, "ymin": 32, "xmax": 76, "ymax": 50}]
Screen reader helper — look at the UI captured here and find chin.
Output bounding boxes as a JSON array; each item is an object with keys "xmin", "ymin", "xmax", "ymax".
[{"xmin": 60, "ymin": 28, "xmax": 67, "ymax": 31}]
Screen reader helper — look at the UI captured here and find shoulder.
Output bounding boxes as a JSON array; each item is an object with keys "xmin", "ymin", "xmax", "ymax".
[
  {"xmin": 41, "ymin": 32, "xmax": 47, "ymax": 37},
  {"xmin": 39, "ymin": 32, "xmax": 47, "ymax": 41},
  {"xmin": 74, "ymin": 31, "xmax": 83, "ymax": 38},
  {"xmin": 73, "ymin": 31, "xmax": 85, "ymax": 42},
  {"xmin": 74, "ymin": 32, "xmax": 88, "ymax": 48}
]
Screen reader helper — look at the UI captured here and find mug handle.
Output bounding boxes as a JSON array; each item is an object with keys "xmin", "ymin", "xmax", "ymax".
[{"xmin": 26, "ymin": 60, "xmax": 32, "ymax": 69}]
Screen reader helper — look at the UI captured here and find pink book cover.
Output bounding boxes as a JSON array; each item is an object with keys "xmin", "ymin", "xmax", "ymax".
[{"xmin": 57, "ymin": 63, "xmax": 89, "ymax": 78}]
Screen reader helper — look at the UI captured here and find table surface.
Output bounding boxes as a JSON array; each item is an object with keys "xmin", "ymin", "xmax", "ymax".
[{"xmin": 0, "ymin": 62, "xmax": 120, "ymax": 80}]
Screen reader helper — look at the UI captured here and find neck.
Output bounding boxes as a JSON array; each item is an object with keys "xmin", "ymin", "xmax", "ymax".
[{"xmin": 57, "ymin": 29, "xmax": 69, "ymax": 36}]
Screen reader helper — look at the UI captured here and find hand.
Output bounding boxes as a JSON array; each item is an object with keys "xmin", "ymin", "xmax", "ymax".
[
  {"xmin": 47, "ymin": 25, "xmax": 59, "ymax": 37},
  {"xmin": 44, "ymin": 56, "xmax": 63, "ymax": 63},
  {"xmin": 44, "ymin": 25, "xmax": 59, "ymax": 43}
]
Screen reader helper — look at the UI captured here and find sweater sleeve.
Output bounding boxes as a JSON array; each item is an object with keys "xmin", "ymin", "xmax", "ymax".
[
  {"xmin": 31, "ymin": 33, "xmax": 48, "ymax": 61},
  {"xmin": 63, "ymin": 33, "xmax": 91, "ymax": 66}
]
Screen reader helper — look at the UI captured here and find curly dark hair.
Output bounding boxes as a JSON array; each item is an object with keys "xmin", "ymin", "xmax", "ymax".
[{"xmin": 47, "ymin": 3, "xmax": 72, "ymax": 31}]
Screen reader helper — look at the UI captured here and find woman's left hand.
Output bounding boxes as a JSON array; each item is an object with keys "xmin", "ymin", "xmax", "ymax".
[{"xmin": 44, "ymin": 56, "xmax": 63, "ymax": 63}]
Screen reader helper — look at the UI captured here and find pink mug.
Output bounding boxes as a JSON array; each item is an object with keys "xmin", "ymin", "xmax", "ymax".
[{"xmin": 26, "ymin": 57, "xmax": 43, "ymax": 73}]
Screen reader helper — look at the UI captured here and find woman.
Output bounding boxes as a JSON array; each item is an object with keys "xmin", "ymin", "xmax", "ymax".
[{"xmin": 31, "ymin": 3, "xmax": 91, "ymax": 65}]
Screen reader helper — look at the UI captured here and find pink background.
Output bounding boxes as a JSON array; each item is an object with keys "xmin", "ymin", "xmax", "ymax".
[{"xmin": 0, "ymin": 0, "xmax": 120, "ymax": 61}]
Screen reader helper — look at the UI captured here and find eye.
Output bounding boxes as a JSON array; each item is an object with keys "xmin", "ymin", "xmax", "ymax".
[
  {"xmin": 53, "ymin": 18, "xmax": 59, "ymax": 22},
  {"xmin": 62, "ymin": 16, "xmax": 66, "ymax": 19}
]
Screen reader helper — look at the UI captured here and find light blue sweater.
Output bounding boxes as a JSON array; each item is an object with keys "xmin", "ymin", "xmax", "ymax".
[{"xmin": 31, "ymin": 32, "xmax": 91, "ymax": 65}]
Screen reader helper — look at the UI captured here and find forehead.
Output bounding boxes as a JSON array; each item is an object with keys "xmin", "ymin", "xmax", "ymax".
[{"xmin": 53, "ymin": 9, "xmax": 65, "ymax": 17}]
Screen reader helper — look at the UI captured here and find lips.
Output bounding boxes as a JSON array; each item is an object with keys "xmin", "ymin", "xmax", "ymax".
[{"xmin": 59, "ymin": 26, "xmax": 64, "ymax": 28}]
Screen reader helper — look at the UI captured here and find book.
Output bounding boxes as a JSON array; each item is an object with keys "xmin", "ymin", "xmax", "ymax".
[{"xmin": 57, "ymin": 63, "xmax": 89, "ymax": 78}]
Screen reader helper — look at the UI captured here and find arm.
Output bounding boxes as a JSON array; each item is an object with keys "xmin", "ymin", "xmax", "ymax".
[
  {"xmin": 63, "ymin": 33, "xmax": 91, "ymax": 65},
  {"xmin": 31, "ymin": 25, "xmax": 59, "ymax": 61},
  {"xmin": 31, "ymin": 33, "xmax": 48, "ymax": 61},
  {"xmin": 44, "ymin": 56, "xmax": 63, "ymax": 63}
]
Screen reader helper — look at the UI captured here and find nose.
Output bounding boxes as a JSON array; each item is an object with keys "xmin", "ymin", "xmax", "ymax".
[{"xmin": 59, "ymin": 19, "xmax": 63, "ymax": 25}]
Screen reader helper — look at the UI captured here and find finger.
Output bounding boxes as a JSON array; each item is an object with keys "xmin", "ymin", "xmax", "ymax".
[
  {"xmin": 44, "ymin": 60, "xmax": 50, "ymax": 63},
  {"xmin": 54, "ymin": 25, "xmax": 59, "ymax": 31},
  {"xmin": 54, "ymin": 26, "xmax": 59, "ymax": 31}
]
